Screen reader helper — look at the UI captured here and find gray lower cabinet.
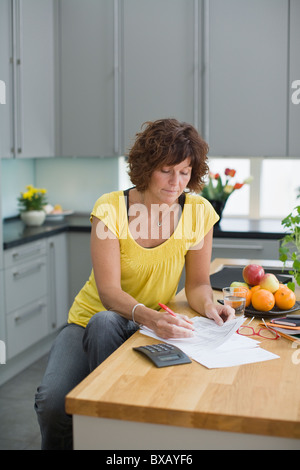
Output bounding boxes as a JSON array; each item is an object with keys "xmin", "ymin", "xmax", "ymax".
[
  {"xmin": 4, "ymin": 240, "xmax": 48, "ymax": 360},
  {"xmin": 47, "ymin": 234, "xmax": 69, "ymax": 331},
  {"xmin": 67, "ymin": 232, "xmax": 92, "ymax": 305},
  {"xmin": 3, "ymin": 234, "xmax": 68, "ymax": 361},
  {"xmin": 212, "ymin": 238, "xmax": 280, "ymax": 261}
]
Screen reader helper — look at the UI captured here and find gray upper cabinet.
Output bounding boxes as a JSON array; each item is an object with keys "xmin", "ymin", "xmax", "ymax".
[
  {"xmin": 207, "ymin": 0, "xmax": 288, "ymax": 157},
  {"xmin": 122, "ymin": 0, "xmax": 198, "ymax": 155},
  {"xmin": 0, "ymin": 0, "xmax": 13, "ymax": 159},
  {"xmin": 288, "ymin": 0, "xmax": 300, "ymax": 157},
  {"xmin": 0, "ymin": 0, "xmax": 55, "ymax": 159},
  {"xmin": 59, "ymin": 0, "xmax": 115, "ymax": 157}
]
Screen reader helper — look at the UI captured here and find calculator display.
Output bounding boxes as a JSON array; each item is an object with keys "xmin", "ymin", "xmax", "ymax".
[{"xmin": 159, "ymin": 354, "xmax": 181, "ymax": 361}]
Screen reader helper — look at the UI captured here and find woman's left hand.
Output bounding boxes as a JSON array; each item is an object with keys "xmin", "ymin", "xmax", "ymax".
[{"xmin": 204, "ymin": 302, "xmax": 235, "ymax": 326}]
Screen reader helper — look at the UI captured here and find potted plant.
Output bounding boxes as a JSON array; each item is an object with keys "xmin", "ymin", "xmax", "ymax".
[
  {"xmin": 201, "ymin": 168, "xmax": 252, "ymax": 225},
  {"xmin": 279, "ymin": 189, "xmax": 300, "ymax": 291},
  {"xmin": 18, "ymin": 184, "xmax": 48, "ymax": 226}
]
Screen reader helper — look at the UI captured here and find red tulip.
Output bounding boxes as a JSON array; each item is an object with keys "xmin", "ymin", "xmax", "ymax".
[{"xmin": 225, "ymin": 168, "xmax": 236, "ymax": 177}]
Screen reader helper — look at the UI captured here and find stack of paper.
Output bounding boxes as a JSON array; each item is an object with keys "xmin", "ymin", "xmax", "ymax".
[{"xmin": 140, "ymin": 316, "xmax": 279, "ymax": 369}]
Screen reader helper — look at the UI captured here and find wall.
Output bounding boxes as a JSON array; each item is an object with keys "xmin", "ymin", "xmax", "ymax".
[
  {"xmin": 35, "ymin": 157, "xmax": 120, "ymax": 213},
  {"xmin": 1, "ymin": 159, "xmax": 35, "ymax": 218},
  {"xmin": 1, "ymin": 157, "xmax": 121, "ymax": 217}
]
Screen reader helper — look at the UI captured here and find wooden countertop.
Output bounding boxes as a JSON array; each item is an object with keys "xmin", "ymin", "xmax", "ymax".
[{"xmin": 65, "ymin": 258, "xmax": 300, "ymax": 440}]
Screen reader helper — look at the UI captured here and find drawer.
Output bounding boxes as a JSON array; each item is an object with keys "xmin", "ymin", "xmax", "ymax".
[
  {"xmin": 6, "ymin": 297, "xmax": 48, "ymax": 359},
  {"xmin": 4, "ymin": 240, "xmax": 46, "ymax": 268},
  {"xmin": 4, "ymin": 256, "xmax": 47, "ymax": 313},
  {"xmin": 212, "ymin": 238, "xmax": 280, "ymax": 261}
]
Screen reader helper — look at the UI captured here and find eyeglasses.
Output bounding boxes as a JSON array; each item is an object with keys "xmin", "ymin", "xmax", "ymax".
[{"xmin": 237, "ymin": 317, "xmax": 280, "ymax": 340}]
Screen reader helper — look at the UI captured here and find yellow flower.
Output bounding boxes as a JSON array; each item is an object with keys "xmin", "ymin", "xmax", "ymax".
[
  {"xmin": 243, "ymin": 176, "xmax": 253, "ymax": 184},
  {"xmin": 224, "ymin": 185, "xmax": 234, "ymax": 194},
  {"xmin": 18, "ymin": 185, "xmax": 47, "ymax": 211}
]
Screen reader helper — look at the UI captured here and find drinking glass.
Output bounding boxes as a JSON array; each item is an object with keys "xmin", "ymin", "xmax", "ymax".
[{"xmin": 222, "ymin": 286, "xmax": 248, "ymax": 315}]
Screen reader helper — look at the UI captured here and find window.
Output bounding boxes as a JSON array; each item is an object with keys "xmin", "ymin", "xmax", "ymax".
[
  {"xmin": 260, "ymin": 159, "xmax": 300, "ymax": 218},
  {"xmin": 119, "ymin": 156, "xmax": 300, "ymax": 220}
]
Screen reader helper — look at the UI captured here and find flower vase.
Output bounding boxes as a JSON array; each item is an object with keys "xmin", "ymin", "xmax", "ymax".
[
  {"xmin": 20, "ymin": 210, "xmax": 46, "ymax": 227},
  {"xmin": 208, "ymin": 200, "xmax": 226, "ymax": 227}
]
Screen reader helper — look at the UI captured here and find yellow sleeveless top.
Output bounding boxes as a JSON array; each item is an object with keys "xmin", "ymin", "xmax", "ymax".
[{"xmin": 68, "ymin": 191, "xmax": 218, "ymax": 327}]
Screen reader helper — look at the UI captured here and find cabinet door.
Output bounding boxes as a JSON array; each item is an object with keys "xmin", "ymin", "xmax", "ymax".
[
  {"xmin": 122, "ymin": 0, "xmax": 196, "ymax": 154},
  {"xmin": 68, "ymin": 232, "xmax": 92, "ymax": 305},
  {"xmin": 0, "ymin": 270, "xmax": 6, "ymax": 356},
  {"xmin": 212, "ymin": 238, "xmax": 280, "ymax": 261},
  {"xmin": 47, "ymin": 234, "xmax": 69, "ymax": 330},
  {"xmin": 60, "ymin": 0, "xmax": 115, "ymax": 157},
  {"xmin": 6, "ymin": 297, "xmax": 48, "ymax": 359},
  {"xmin": 4, "ymin": 255, "xmax": 47, "ymax": 312},
  {"xmin": 288, "ymin": 0, "xmax": 300, "ymax": 156},
  {"xmin": 0, "ymin": 0, "xmax": 13, "ymax": 158},
  {"xmin": 207, "ymin": 0, "xmax": 288, "ymax": 156},
  {"xmin": 0, "ymin": 0, "xmax": 55, "ymax": 158},
  {"xmin": 19, "ymin": 0, "xmax": 55, "ymax": 157}
]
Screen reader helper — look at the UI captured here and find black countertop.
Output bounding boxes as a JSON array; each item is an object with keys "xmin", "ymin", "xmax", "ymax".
[
  {"xmin": 3, "ymin": 214, "xmax": 286, "ymax": 250},
  {"xmin": 213, "ymin": 217, "xmax": 285, "ymax": 240},
  {"xmin": 3, "ymin": 214, "xmax": 91, "ymax": 249}
]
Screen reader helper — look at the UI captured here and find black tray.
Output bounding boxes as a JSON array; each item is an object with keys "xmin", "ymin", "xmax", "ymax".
[
  {"xmin": 244, "ymin": 301, "xmax": 300, "ymax": 318},
  {"xmin": 218, "ymin": 300, "xmax": 300, "ymax": 318}
]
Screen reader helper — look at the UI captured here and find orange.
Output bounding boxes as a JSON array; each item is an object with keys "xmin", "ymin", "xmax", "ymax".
[
  {"xmin": 251, "ymin": 285, "xmax": 260, "ymax": 294},
  {"xmin": 232, "ymin": 286, "xmax": 251, "ymax": 307},
  {"xmin": 245, "ymin": 288, "xmax": 252, "ymax": 307},
  {"xmin": 251, "ymin": 289, "xmax": 275, "ymax": 311},
  {"xmin": 274, "ymin": 288, "xmax": 296, "ymax": 310}
]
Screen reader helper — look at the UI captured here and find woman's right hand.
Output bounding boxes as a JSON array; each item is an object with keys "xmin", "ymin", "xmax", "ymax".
[{"xmin": 151, "ymin": 311, "xmax": 195, "ymax": 339}]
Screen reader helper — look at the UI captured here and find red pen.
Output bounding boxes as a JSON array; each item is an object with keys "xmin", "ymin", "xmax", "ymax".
[{"xmin": 158, "ymin": 302, "xmax": 177, "ymax": 317}]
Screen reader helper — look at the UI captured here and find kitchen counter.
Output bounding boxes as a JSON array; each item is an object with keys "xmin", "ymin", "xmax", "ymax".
[
  {"xmin": 65, "ymin": 259, "xmax": 300, "ymax": 450},
  {"xmin": 214, "ymin": 217, "xmax": 285, "ymax": 240},
  {"xmin": 3, "ymin": 214, "xmax": 286, "ymax": 250},
  {"xmin": 3, "ymin": 213, "xmax": 91, "ymax": 249}
]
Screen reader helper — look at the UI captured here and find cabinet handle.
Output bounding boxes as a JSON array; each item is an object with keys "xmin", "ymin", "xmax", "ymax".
[
  {"xmin": 11, "ymin": 0, "xmax": 18, "ymax": 157},
  {"xmin": 12, "ymin": 246, "xmax": 43, "ymax": 260},
  {"xmin": 213, "ymin": 243, "xmax": 264, "ymax": 251},
  {"xmin": 12, "ymin": 262, "xmax": 45, "ymax": 279},
  {"xmin": 14, "ymin": 302, "xmax": 45, "ymax": 324},
  {"xmin": 15, "ymin": 0, "xmax": 23, "ymax": 154}
]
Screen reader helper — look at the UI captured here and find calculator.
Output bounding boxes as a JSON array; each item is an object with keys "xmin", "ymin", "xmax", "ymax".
[{"xmin": 133, "ymin": 343, "xmax": 192, "ymax": 368}]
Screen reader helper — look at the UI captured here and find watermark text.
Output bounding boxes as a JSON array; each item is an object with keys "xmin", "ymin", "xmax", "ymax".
[{"xmin": 291, "ymin": 79, "xmax": 300, "ymax": 105}]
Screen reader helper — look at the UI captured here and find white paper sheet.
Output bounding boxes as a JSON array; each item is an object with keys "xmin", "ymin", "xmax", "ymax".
[
  {"xmin": 140, "ymin": 315, "xmax": 246, "ymax": 350},
  {"xmin": 191, "ymin": 334, "xmax": 279, "ymax": 369},
  {"xmin": 139, "ymin": 316, "xmax": 280, "ymax": 369}
]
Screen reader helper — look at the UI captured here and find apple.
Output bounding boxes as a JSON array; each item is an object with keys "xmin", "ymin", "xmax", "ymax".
[
  {"xmin": 242, "ymin": 264, "xmax": 265, "ymax": 286},
  {"xmin": 259, "ymin": 273, "xmax": 279, "ymax": 293},
  {"xmin": 230, "ymin": 281, "xmax": 249, "ymax": 288}
]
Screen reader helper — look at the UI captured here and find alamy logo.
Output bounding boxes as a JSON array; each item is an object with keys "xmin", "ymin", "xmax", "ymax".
[
  {"xmin": 0, "ymin": 340, "xmax": 6, "ymax": 364},
  {"xmin": 0, "ymin": 80, "xmax": 6, "ymax": 104},
  {"xmin": 291, "ymin": 80, "xmax": 300, "ymax": 105}
]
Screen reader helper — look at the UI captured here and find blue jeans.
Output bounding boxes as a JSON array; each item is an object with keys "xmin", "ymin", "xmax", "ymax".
[{"xmin": 34, "ymin": 311, "xmax": 138, "ymax": 450}]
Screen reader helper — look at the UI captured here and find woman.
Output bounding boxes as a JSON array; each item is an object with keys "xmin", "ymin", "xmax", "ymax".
[{"xmin": 35, "ymin": 118, "xmax": 234, "ymax": 450}]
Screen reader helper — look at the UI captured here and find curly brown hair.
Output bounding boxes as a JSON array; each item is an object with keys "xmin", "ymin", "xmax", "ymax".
[{"xmin": 127, "ymin": 118, "xmax": 209, "ymax": 193}]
